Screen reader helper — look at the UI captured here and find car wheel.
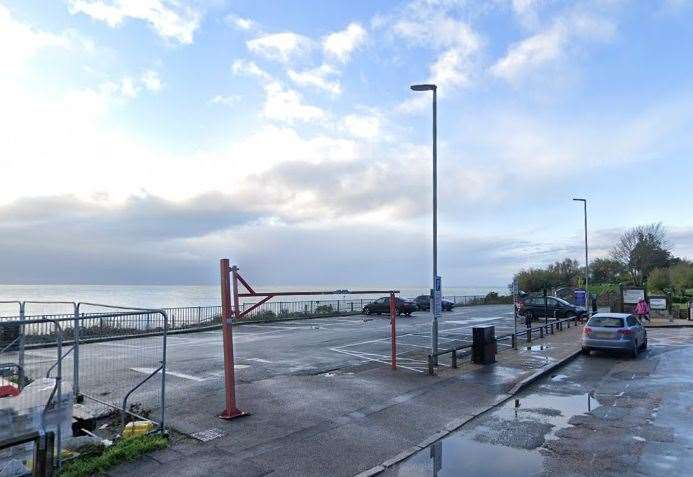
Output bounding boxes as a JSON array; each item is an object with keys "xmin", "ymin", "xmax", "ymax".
[
  {"xmin": 631, "ymin": 343, "xmax": 639, "ymax": 359},
  {"xmin": 581, "ymin": 347, "xmax": 590, "ymax": 355},
  {"xmin": 526, "ymin": 311, "xmax": 534, "ymax": 321},
  {"xmin": 405, "ymin": 313, "xmax": 411, "ymax": 317},
  {"xmin": 640, "ymin": 338, "xmax": 647, "ymax": 350},
  {"xmin": 364, "ymin": 307, "xmax": 371, "ymax": 315}
]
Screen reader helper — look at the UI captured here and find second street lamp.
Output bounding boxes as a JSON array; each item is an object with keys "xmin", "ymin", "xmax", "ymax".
[
  {"xmin": 410, "ymin": 83, "xmax": 439, "ymax": 363},
  {"xmin": 573, "ymin": 198, "xmax": 589, "ymax": 313}
]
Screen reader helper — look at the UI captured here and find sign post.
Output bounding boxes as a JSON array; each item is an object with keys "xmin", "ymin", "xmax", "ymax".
[{"xmin": 431, "ymin": 275, "xmax": 442, "ymax": 365}]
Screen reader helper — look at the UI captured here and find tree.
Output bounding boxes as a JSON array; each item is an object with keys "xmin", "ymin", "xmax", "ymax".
[
  {"xmin": 514, "ymin": 268, "xmax": 555, "ymax": 292},
  {"xmin": 669, "ymin": 262, "xmax": 693, "ymax": 295},
  {"xmin": 610, "ymin": 223, "xmax": 672, "ymax": 286},
  {"xmin": 648, "ymin": 267, "xmax": 670, "ymax": 292},
  {"xmin": 546, "ymin": 258, "xmax": 581, "ymax": 287},
  {"xmin": 590, "ymin": 258, "xmax": 625, "ymax": 283}
]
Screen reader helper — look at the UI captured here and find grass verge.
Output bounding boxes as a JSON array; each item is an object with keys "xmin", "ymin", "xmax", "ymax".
[{"xmin": 60, "ymin": 434, "xmax": 168, "ymax": 477}]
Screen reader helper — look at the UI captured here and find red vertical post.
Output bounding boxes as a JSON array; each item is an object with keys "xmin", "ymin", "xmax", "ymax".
[
  {"xmin": 390, "ymin": 292, "xmax": 397, "ymax": 370},
  {"xmin": 219, "ymin": 259, "xmax": 247, "ymax": 420}
]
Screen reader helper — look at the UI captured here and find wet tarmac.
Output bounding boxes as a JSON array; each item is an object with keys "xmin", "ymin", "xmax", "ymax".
[{"xmin": 385, "ymin": 327, "xmax": 693, "ymax": 477}]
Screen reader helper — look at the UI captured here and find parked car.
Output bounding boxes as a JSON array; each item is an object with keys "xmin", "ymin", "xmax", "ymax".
[
  {"xmin": 413, "ymin": 295, "xmax": 454, "ymax": 312},
  {"xmin": 363, "ymin": 297, "xmax": 417, "ymax": 316},
  {"xmin": 581, "ymin": 313, "xmax": 647, "ymax": 358},
  {"xmin": 516, "ymin": 295, "xmax": 586, "ymax": 320}
]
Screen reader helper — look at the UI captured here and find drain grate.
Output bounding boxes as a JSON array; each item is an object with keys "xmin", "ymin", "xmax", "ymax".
[{"xmin": 191, "ymin": 428, "xmax": 224, "ymax": 442}]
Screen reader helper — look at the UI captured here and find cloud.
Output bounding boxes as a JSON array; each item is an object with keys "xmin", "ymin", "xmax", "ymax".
[
  {"xmin": 341, "ymin": 113, "xmax": 381, "ymax": 139},
  {"xmin": 225, "ymin": 13, "xmax": 256, "ymax": 31},
  {"xmin": 322, "ymin": 22, "xmax": 367, "ymax": 63},
  {"xmin": 209, "ymin": 94, "xmax": 240, "ymax": 106},
  {"xmin": 246, "ymin": 32, "xmax": 314, "ymax": 63},
  {"xmin": 0, "ymin": 192, "xmax": 528, "ymax": 286},
  {"xmin": 67, "ymin": 0, "xmax": 201, "ymax": 44},
  {"xmin": 231, "ymin": 59, "xmax": 273, "ymax": 81},
  {"xmin": 491, "ymin": 10, "xmax": 615, "ymax": 82},
  {"xmin": 388, "ymin": 2, "xmax": 482, "ymax": 111},
  {"xmin": 288, "ymin": 64, "xmax": 341, "ymax": 94},
  {"xmin": 141, "ymin": 70, "xmax": 162, "ymax": 92},
  {"xmin": 0, "ymin": 4, "xmax": 72, "ymax": 75},
  {"xmin": 262, "ymin": 82, "xmax": 326, "ymax": 123}
]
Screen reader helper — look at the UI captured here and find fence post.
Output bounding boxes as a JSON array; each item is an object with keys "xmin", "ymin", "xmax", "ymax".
[
  {"xmin": 427, "ymin": 355, "xmax": 435, "ymax": 375},
  {"xmin": 18, "ymin": 302, "xmax": 25, "ymax": 389},
  {"xmin": 540, "ymin": 326, "xmax": 544, "ymax": 339},
  {"xmin": 511, "ymin": 334, "xmax": 516, "ymax": 349},
  {"xmin": 389, "ymin": 292, "xmax": 397, "ymax": 370},
  {"xmin": 451, "ymin": 350, "xmax": 458, "ymax": 368},
  {"xmin": 527, "ymin": 328, "xmax": 532, "ymax": 342},
  {"xmin": 74, "ymin": 303, "xmax": 81, "ymax": 401}
]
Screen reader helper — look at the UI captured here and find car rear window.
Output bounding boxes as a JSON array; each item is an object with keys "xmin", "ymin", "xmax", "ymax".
[{"xmin": 588, "ymin": 316, "xmax": 624, "ymax": 328}]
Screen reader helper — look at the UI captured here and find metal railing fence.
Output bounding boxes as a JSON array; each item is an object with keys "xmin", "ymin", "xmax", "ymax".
[{"xmin": 427, "ymin": 314, "xmax": 582, "ymax": 375}]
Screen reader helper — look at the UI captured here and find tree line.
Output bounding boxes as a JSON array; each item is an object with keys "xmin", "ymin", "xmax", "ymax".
[{"xmin": 513, "ymin": 223, "xmax": 693, "ymax": 295}]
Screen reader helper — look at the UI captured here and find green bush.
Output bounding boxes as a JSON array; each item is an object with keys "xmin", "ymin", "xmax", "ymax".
[{"xmin": 314, "ymin": 305, "xmax": 334, "ymax": 314}]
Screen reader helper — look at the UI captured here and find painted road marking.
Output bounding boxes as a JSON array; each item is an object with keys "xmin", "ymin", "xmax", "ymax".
[{"xmin": 131, "ymin": 367, "xmax": 211, "ymax": 382}]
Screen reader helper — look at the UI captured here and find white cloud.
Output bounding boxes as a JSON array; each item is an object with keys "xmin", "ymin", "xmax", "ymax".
[
  {"xmin": 67, "ymin": 0, "xmax": 201, "ymax": 44},
  {"xmin": 210, "ymin": 94, "xmax": 240, "ymax": 106},
  {"xmin": 429, "ymin": 48, "xmax": 473, "ymax": 89},
  {"xmin": 225, "ymin": 13, "xmax": 256, "ymax": 31},
  {"xmin": 0, "ymin": 4, "xmax": 71, "ymax": 75},
  {"xmin": 141, "ymin": 70, "xmax": 162, "ymax": 92},
  {"xmin": 389, "ymin": 4, "xmax": 482, "ymax": 111},
  {"xmin": 491, "ymin": 11, "xmax": 615, "ymax": 82},
  {"xmin": 288, "ymin": 64, "xmax": 341, "ymax": 94},
  {"xmin": 231, "ymin": 59, "xmax": 272, "ymax": 82},
  {"xmin": 246, "ymin": 32, "xmax": 313, "ymax": 63},
  {"xmin": 322, "ymin": 22, "xmax": 367, "ymax": 63},
  {"xmin": 341, "ymin": 114, "xmax": 381, "ymax": 139},
  {"xmin": 262, "ymin": 82, "xmax": 326, "ymax": 123}
]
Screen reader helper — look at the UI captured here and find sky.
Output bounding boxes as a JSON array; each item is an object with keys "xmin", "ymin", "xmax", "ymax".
[{"xmin": 1, "ymin": 0, "xmax": 693, "ymax": 287}]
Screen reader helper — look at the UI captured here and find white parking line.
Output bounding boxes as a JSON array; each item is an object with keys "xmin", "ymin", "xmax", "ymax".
[{"xmin": 130, "ymin": 367, "xmax": 208, "ymax": 382}]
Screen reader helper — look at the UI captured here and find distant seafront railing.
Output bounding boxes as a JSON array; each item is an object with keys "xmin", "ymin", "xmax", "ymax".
[{"xmin": 0, "ymin": 295, "xmax": 487, "ymax": 338}]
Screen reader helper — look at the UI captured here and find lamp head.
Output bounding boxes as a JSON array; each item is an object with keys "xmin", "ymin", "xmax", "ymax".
[{"xmin": 410, "ymin": 84, "xmax": 436, "ymax": 91}]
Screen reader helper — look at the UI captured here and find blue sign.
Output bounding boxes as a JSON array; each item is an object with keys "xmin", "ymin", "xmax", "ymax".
[{"xmin": 575, "ymin": 289, "xmax": 586, "ymax": 307}]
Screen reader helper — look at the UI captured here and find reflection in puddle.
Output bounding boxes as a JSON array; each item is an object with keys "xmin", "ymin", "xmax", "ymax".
[
  {"xmin": 387, "ymin": 391, "xmax": 600, "ymax": 477},
  {"xmin": 389, "ymin": 437, "xmax": 543, "ymax": 477},
  {"xmin": 525, "ymin": 345, "xmax": 550, "ymax": 351}
]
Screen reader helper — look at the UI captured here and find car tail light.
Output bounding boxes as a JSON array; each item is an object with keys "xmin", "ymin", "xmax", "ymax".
[
  {"xmin": 583, "ymin": 326, "xmax": 592, "ymax": 335},
  {"xmin": 618, "ymin": 328, "xmax": 633, "ymax": 337}
]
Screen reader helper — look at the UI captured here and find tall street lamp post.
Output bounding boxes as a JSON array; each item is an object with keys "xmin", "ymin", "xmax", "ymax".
[
  {"xmin": 573, "ymin": 198, "xmax": 589, "ymax": 312},
  {"xmin": 411, "ymin": 83, "xmax": 438, "ymax": 363}
]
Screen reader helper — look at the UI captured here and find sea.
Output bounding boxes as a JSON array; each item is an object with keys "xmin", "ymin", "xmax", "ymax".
[{"xmin": 0, "ymin": 284, "xmax": 507, "ymax": 316}]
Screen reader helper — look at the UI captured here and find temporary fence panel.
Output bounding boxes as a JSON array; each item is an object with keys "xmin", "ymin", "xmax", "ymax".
[{"xmin": 74, "ymin": 303, "xmax": 167, "ymax": 435}]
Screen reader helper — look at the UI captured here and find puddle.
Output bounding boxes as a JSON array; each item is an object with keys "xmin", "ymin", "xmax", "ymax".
[
  {"xmin": 387, "ymin": 437, "xmax": 543, "ymax": 477},
  {"xmin": 525, "ymin": 345, "xmax": 551, "ymax": 351},
  {"xmin": 388, "ymin": 390, "xmax": 601, "ymax": 476}
]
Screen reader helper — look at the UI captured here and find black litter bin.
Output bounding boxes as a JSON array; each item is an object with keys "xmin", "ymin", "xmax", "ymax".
[{"xmin": 472, "ymin": 325, "xmax": 496, "ymax": 364}]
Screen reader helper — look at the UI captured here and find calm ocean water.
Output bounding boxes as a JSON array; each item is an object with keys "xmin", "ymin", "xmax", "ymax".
[{"xmin": 0, "ymin": 284, "xmax": 507, "ymax": 316}]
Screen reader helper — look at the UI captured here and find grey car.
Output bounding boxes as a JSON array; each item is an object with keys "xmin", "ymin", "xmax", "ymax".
[{"xmin": 581, "ymin": 313, "xmax": 647, "ymax": 358}]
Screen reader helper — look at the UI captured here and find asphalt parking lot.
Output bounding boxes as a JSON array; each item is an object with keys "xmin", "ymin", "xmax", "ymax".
[
  {"xmin": 385, "ymin": 327, "xmax": 693, "ymax": 477},
  {"xmin": 14, "ymin": 304, "xmax": 516, "ymax": 418}
]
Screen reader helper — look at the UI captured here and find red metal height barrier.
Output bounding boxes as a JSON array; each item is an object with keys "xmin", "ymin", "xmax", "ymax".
[{"xmin": 218, "ymin": 259, "xmax": 400, "ymax": 420}]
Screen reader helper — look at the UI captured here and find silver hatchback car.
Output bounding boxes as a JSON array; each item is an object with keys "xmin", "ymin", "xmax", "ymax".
[{"xmin": 581, "ymin": 313, "xmax": 647, "ymax": 358}]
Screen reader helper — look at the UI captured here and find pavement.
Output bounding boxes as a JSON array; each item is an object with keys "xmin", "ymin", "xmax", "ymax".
[
  {"xmin": 98, "ymin": 305, "xmax": 588, "ymax": 477},
  {"xmin": 385, "ymin": 327, "xmax": 693, "ymax": 476}
]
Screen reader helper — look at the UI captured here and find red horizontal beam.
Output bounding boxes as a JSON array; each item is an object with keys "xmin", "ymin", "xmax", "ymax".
[{"xmin": 238, "ymin": 290, "xmax": 399, "ymax": 297}]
